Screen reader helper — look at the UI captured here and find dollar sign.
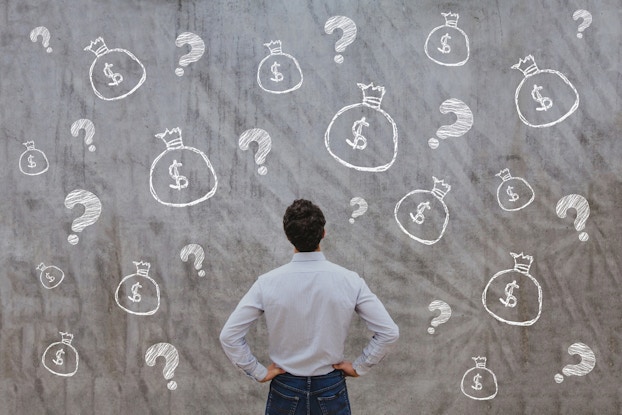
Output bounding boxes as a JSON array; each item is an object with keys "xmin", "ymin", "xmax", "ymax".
[
  {"xmin": 168, "ymin": 160, "xmax": 189, "ymax": 190},
  {"xmin": 103, "ymin": 63, "xmax": 124, "ymax": 86},
  {"xmin": 270, "ymin": 61, "xmax": 284, "ymax": 82},
  {"xmin": 531, "ymin": 84, "xmax": 553, "ymax": 112},
  {"xmin": 45, "ymin": 272, "xmax": 55, "ymax": 283},
  {"xmin": 128, "ymin": 282, "xmax": 142, "ymax": 303},
  {"xmin": 499, "ymin": 280, "xmax": 519, "ymax": 308},
  {"xmin": 27, "ymin": 154, "xmax": 36, "ymax": 168},
  {"xmin": 506, "ymin": 186, "xmax": 519, "ymax": 202},
  {"xmin": 471, "ymin": 373, "xmax": 483, "ymax": 391},
  {"xmin": 438, "ymin": 33, "xmax": 451, "ymax": 54},
  {"xmin": 410, "ymin": 201, "xmax": 431, "ymax": 224},
  {"xmin": 346, "ymin": 117, "xmax": 369, "ymax": 150},
  {"xmin": 52, "ymin": 349, "xmax": 65, "ymax": 366}
]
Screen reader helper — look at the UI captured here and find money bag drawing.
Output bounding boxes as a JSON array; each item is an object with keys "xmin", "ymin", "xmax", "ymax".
[
  {"xmin": 84, "ymin": 37, "xmax": 146, "ymax": 101},
  {"xmin": 512, "ymin": 55, "xmax": 579, "ymax": 128},
  {"xmin": 37, "ymin": 263, "xmax": 64, "ymax": 289},
  {"xmin": 19, "ymin": 141, "xmax": 49, "ymax": 176},
  {"xmin": 257, "ymin": 40, "xmax": 303, "ymax": 94},
  {"xmin": 460, "ymin": 357, "xmax": 498, "ymax": 401},
  {"xmin": 149, "ymin": 127, "xmax": 218, "ymax": 208},
  {"xmin": 41, "ymin": 332, "xmax": 79, "ymax": 377},
  {"xmin": 482, "ymin": 252, "xmax": 542, "ymax": 326},
  {"xmin": 325, "ymin": 82, "xmax": 398, "ymax": 172},
  {"xmin": 115, "ymin": 261, "xmax": 160, "ymax": 316},
  {"xmin": 495, "ymin": 168, "xmax": 535, "ymax": 212},
  {"xmin": 394, "ymin": 177, "xmax": 451, "ymax": 245},
  {"xmin": 424, "ymin": 12, "xmax": 470, "ymax": 67}
]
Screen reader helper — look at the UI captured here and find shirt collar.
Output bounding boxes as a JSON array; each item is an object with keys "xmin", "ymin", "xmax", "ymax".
[{"xmin": 291, "ymin": 251, "xmax": 326, "ymax": 262}]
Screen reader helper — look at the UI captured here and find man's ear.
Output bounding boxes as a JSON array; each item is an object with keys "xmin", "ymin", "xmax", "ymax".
[{"xmin": 322, "ymin": 228, "xmax": 326, "ymax": 239}]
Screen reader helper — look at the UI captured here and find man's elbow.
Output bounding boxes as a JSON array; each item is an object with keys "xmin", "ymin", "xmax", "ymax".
[{"xmin": 387, "ymin": 324, "xmax": 399, "ymax": 344}]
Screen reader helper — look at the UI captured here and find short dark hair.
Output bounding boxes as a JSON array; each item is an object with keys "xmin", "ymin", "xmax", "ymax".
[{"xmin": 283, "ymin": 199, "xmax": 326, "ymax": 252}]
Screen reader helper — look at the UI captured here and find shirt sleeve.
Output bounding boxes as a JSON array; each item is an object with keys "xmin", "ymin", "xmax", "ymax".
[
  {"xmin": 352, "ymin": 278, "xmax": 400, "ymax": 376},
  {"xmin": 219, "ymin": 280, "xmax": 268, "ymax": 382}
]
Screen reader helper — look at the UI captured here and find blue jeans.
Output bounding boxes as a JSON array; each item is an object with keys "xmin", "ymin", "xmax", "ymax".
[{"xmin": 265, "ymin": 370, "xmax": 351, "ymax": 415}]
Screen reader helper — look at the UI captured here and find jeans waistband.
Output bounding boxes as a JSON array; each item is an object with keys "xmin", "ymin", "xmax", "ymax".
[{"xmin": 278, "ymin": 369, "xmax": 343, "ymax": 381}]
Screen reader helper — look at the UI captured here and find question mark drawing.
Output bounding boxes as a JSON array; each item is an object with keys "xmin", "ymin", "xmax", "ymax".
[
  {"xmin": 175, "ymin": 32, "xmax": 205, "ymax": 76},
  {"xmin": 180, "ymin": 244, "xmax": 206, "ymax": 277},
  {"xmin": 349, "ymin": 197, "xmax": 368, "ymax": 224},
  {"xmin": 239, "ymin": 128, "xmax": 272, "ymax": 175},
  {"xmin": 324, "ymin": 16, "xmax": 357, "ymax": 64},
  {"xmin": 428, "ymin": 98, "xmax": 473, "ymax": 149},
  {"xmin": 145, "ymin": 343, "xmax": 179, "ymax": 390},
  {"xmin": 30, "ymin": 26, "xmax": 52, "ymax": 53},
  {"xmin": 556, "ymin": 194, "xmax": 590, "ymax": 241},
  {"xmin": 428, "ymin": 300, "xmax": 452, "ymax": 334},
  {"xmin": 64, "ymin": 189, "xmax": 102, "ymax": 245},
  {"xmin": 71, "ymin": 119, "xmax": 96, "ymax": 152},
  {"xmin": 573, "ymin": 10, "xmax": 593, "ymax": 39},
  {"xmin": 555, "ymin": 342, "xmax": 595, "ymax": 383}
]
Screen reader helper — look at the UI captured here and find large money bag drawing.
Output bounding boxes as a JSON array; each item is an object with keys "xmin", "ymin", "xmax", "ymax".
[
  {"xmin": 19, "ymin": 141, "xmax": 49, "ymax": 176},
  {"xmin": 482, "ymin": 252, "xmax": 542, "ymax": 326},
  {"xmin": 325, "ymin": 82, "xmax": 398, "ymax": 172},
  {"xmin": 495, "ymin": 168, "xmax": 535, "ymax": 212},
  {"xmin": 37, "ymin": 262, "xmax": 64, "ymax": 289},
  {"xmin": 512, "ymin": 55, "xmax": 579, "ymax": 128},
  {"xmin": 257, "ymin": 40, "xmax": 303, "ymax": 94},
  {"xmin": 84, "ymin": 37, "xmax": 146, "ymax": 101},
  {"xmin": 41, "ymin": 332, "xmax": 79, "ymax": 377},
  {"xmin": 460, "ymin": 357, "xmax": 498, "ymax": 401},
  {"xmin": 394, "ymin": 177, "xmax": 451, "ymax": 245},
  {"xmin": 149, "ymin": 127, "xmax": 218, "ymax": 208},
  {"xmin": 115, "ymin": 261, "xmax": 160, "ymax": 316},
  {"xmin": 424, "ymin": 12, "xmax": 470, "ymax": 67}
]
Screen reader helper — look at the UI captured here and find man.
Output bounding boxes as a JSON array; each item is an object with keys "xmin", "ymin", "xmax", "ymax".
[{"xmin": 220, "ymin": 199, "xmax": 399, "ymax": 415}]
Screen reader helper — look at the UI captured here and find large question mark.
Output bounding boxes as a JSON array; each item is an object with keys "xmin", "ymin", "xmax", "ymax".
[
  {"xmin": 64, "ymin": 189, "xmax": 102, "ymax": 245},
  {"xmin": 556, "ymin": 194, "xmax": 590, "ymax": 241},
  {"xmin": 349, "ymin": 197, "xmax": 368, "ymax": 224},
  {"xmin": 428, "ymin": 98, "xmax": 473, "ymax": 149},
  {"xmin": 324, "ymin": 16, "xmax": 357, "ymax": 64},
  {"xmin": 175, "ymin": 32, "xmax": 205, "ymax": 76},
  {"xmin": 554, "ymin": 342, "xmax": 595, "ymax": 383},
  {"xmin": 428, "ymin": 300, "xmax": 452, "ymax": 334},
  {"xmin": 239, "ymin": 128, "xmax": 272, "ymax": 175},
  {"xmin": 71, "ymin": 119, "xmax": 96, "ymax": 152},
  {"xmin": 180, "ymin": 244, "xmax": 206, "ymax": 277},
  {"xmin": 573, "ymin": 10, "xmax": 593, "ymax": 39},
  {"xmin": 145, "ymin": 343, "xmax": 179, "ymax": 390},
  {"xmin": 30, "ymin": 26, "xmax": 52, "ymax": 53}
]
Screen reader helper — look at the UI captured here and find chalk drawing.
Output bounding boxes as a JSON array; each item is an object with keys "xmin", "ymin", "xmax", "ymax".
[
  {"xmin": 238, "ymin": 128, "xmax": 272, "ymax": 175},
  {"xmin": 324, "ymin": 16, "xmax": 357, "ymax": 64},
  {"xmin": 180, "ymin": 244, "xmax": 206, "ymax": 277},
  {"xmin": 30, "ymin": 26, "xmax": 52, "ymax": 53},
  {"xmin": 349, "ymin": 197, "xmax": 368, "ymax": 224},
  {"xmin": 37, "ymin": 263, "xmax": 65, "ymax": 289},
  {"xmin": 175, "ymin": 32, "xmax": 205, "ymax": 76},
  {"xmin": 573, "ymin": 10, "xmax": 593, "ymax": 39},
  {"xmin": 555, "ymin": 342, "xmax": 596, "ymax": 383},
  {"xmin": 257, "ymin": 40, "xmax": 303, "ymax": 94},
  {"xmin": 42, "ymin": 332, "xmax": 79, "ymax": 377},
  {"xmin": 428, "ymin": 98, "xmax": 473, "ymax": 149},
  {"xmin": 19, "ymin": 141, "xmax": 49, "ymax": 176},
  {"xmin": 424, "ymin": 12, "xmax": 469, "ymax": 66},
  {"xmin": 71, "ymin": 119, "xmax": 96, "ymax": 152},
  {"xmin": 495, "ymin": 168, "xmax": 535, "ymax": 211},
  {"xmin": 145, "ymin": 342, "xmax": 179, "ymax": 390},
  {"xmin": 556, "ymin": 194, "xmax": 590, "ymax": 241},
  {"xmin": 64, "ymin": 189, "xmax": 102, "ymax": 245},
  {"xmin": 428, "ymin": 300, "xmax": 451, "ymax": 334},
  {"xmin": 460, "ymin": 357, "xmax": 498, "ymax": 400},
  {"xmin": 115, "ymin": 261, "xmax": 160, "ymax": 316}
]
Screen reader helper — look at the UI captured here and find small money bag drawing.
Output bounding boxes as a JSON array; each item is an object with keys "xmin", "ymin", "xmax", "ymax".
[
  {"xmin": 115, "ymin": 261, "xmax": 160, "ymax": 316},
  {"xmin": 512, "ymin": 55, "xmax": 579, "ymax": 128},
  {"xmin": 41, "ymin": 332, "xmax": 79, "ymax": 377},
  {"xmin": 256, "ymin": 40, "xmax": 303, "ymax": 94},
  {"xmin": 149, "ymin": 128, "xmax": 218, "ymax": 208},
  {"xmin": 84, "ymin": 37, "xmax": 146, "ymax": 101},
  {"xmin": 394, "ymin": 177, "xmax": 451, "ymax": 245},
  {"xmin": 37, "ymin": 262, "xmax": 64, "ymax": 289},
  {"xmin": 460, "ymin": 357, "xmax": 498, "ymax": 401},
  {"xmin": 19, "ymin": 141, "xmax": 49, "ymax": 176},
  {"xmin": 325, "ymin": 82, "xmax": 398, "ymax": 172},
  {"xmin": 424, "ymin": 12, "xmax": 470, "ymax": 67},
  {"xmin": 482, "ymin": 252, "xmax": 542, "ymax": 326},
  {"xmin": 495, "ymin": 168, "xmax": 535, "ymax": 212}
]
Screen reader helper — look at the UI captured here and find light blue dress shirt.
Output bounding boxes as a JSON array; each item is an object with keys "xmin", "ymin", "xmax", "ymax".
[{"xmin": 220, "ymin": 251, "xmax": 399, "ymax": 381}]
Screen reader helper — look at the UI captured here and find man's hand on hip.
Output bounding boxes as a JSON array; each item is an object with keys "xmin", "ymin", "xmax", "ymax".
[
  {"xmin": 260, "ymin": 363, "xmax": 286, "ymax": 383},
  {"xmin": 333, "ymin": 361, "xmax": 359, "ymax": 377}
]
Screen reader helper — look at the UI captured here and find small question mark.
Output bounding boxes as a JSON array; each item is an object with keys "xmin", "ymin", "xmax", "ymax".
[
  {"xmin": 555, "ymin": 342, "xmax": 595, "ymax": 383},
  {"xmin": 71, "ymin": 119, "xmax": 96, "ymax": 152},
  {"xmin": 556, "ymin": 194, "xmax": 590, "ymax": 241},
  {"xmin": 145, "ymin": 343, "xmax": 179, "ymax": 390},
  {"xmin": 64, "ymin": 189, "xmax": 102, "ymax": 245},
  {"xmin": 349, "ymin": 197, "xmax": 368, "ymax": 224},
  {"xmin": 175, "ymin": 32, "xmax": 205, "ymax": 76},
  {"xmin": 428, "ymin": 98, "xmax": 473, "ymax": 149},
  {"xmin": 239, "ymin": 128, "xmax": 272, "ymax": 175},
  {"xmin": 180, "ymin": 244, "xmax": 206, "ymax": 277},
  {"xmin": 324, "ymin": 16, "xmax": 357, "ymax": 64},
  {"xmin": 428, "ymin": 300, "xmax": 452, "ymax": 334},
  {"xmin": 573, "ymin": 10, "xmax": 592, "ymax": 39},
  {"xmin": 30, "ymin": 26, "xmax": 52, "ymax": 53}
]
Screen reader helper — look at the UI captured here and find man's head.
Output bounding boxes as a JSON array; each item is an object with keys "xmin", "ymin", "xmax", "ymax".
[{"xmin": 283, "ymin": 199, "xmax": 326, "ymax": 252}]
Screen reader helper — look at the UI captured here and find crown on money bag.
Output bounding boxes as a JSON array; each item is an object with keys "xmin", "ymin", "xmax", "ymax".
[
  {"xmin": 431, "ymin": 176, "xmax": 451, "ymax": 200},
  {"xmin": 511, "ymin": 252, "xmax": 533, "ymax": 274},
  {"xmin": 472, "ymin": 356, "xmax": 487, "ymax": 368},
  {"xmin": 59, "ymin": 332, "xmax": 74, "ymax": 345},
  {"xmin": 84, "ymin": 37, "xmax": 109, "ymax": 57},
  {"xmin": 442, "ymin": 12, "xmax": 460, "ymax": 27},
  {"xmin": 358, "ymin": 82, "xmax": 386, "ymax": 109},
  {"xmin": 496, "ymin": 168, "xmax": 513, "ymax": 182},
  {"xmin": 23, "ymin": 141, "xmax": 36, "ymax": 150},
  {"xmin": 264, "ymin": 40, "xmax": 283, "ymax": 55},
  {"xmin": 155, "ymin": 128, "xmax": 184, "ymax": 149},
  {"xmin": 511, "ymin": 55, "xmax": 539, "ymax": 77},
  {"xmin": 133, "ymin": 261, "xmax": 151, "ymax": 277}
]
